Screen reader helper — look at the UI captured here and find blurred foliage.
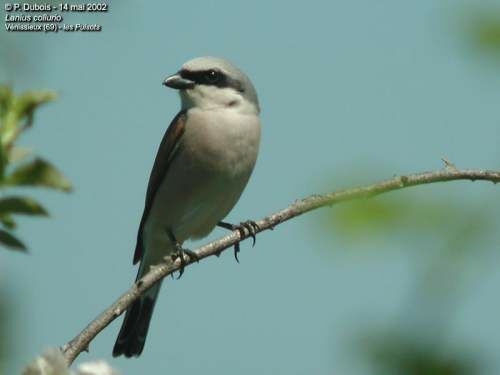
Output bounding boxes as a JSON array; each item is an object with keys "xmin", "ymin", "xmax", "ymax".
[
  {"xmin": 22, "ymin": 347, "xmax": 121, "ymax": 375},
  {"xmin": 0, "ymin": 85, "xmax": 71, "ymax": 252},
  {"xmin": 466, "ymin": 11, "xmax": 500, "ymax": 55},
  {"xmin": 317, "ymin": 167, "xmax": 499, "ymax": 374},
  {"xmin": 459, "ymin": 3, "xmax": 500, "ymax": 61},
  {"xmin": 358, "ymin": 331, "xmax": 481, "ymax": 375},
  {"xmin": 0, "ymin": 293, "xmax": 7, "ymax": 375},
  {"xmin": 326, "ymin": 196, "xmax": 465, "ymax": 240},
  {"xmin": 321, "ymin": 192, "xmax": 492, "ymax": 259}
]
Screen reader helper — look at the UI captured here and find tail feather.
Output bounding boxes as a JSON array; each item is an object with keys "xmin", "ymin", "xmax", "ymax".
[{"xmin": 112, "ymin": 283, "xmax": 161, "ymax": 357}]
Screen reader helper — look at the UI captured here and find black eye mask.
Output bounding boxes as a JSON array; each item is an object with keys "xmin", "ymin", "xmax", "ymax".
[{"xmin": 179, "ymin": 69, "xmax": 244, "ymax": 92}]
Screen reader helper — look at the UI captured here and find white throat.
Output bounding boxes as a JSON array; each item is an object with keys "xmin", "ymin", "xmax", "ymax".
[{"xmin": 180, "ymin": 86, "xmax": 258, "ymax": 115}]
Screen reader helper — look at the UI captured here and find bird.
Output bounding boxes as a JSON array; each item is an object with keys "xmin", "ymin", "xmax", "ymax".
[{"xmin": 112, "ymin": 56, "xmax": 261, "ymax": 358}]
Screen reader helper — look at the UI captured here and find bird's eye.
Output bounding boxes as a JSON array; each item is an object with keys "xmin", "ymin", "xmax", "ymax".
[{"xmin": 205, "ymin": 70, "xmax": 221, "ymax": 84}]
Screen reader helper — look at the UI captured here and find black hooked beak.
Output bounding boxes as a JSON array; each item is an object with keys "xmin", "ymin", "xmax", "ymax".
[{"xmin": 162, "ymin": 73, "xmax": 195, "ymax": 90}]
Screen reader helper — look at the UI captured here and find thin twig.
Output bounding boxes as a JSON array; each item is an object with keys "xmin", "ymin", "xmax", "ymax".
[{"xmin": 61, "ymin": 167, "xmax": 500, "ymax": 364}]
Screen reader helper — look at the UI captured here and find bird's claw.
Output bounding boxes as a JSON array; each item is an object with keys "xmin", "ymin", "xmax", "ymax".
[
  {"xmin": 241, "ymin": 220, "xmax": 260, "ymax": 246},
  {"xmin": 234, "ymin": 241, "xmax": 241, "ymax": 263},
  {"xmin": 217, "ymin": 220, "xmax": 260, "ymax": 262},
  {"xmin": 170, "ymin": 246, "xmax": 199, "ymax": 279},
  {"xmin": 166, "ymin": 229, "xmax": 198, "ymax": 279}
]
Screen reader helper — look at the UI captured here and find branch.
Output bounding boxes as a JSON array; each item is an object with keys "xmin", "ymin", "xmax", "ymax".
[{"xmin": 61, "ymin": 167, "xmax": 500, "ymax": 364}]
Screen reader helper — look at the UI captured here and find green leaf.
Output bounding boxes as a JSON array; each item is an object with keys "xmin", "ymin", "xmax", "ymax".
[
  {"xmin": 8, "ymin": 146, "xmax": 32, "ymax": 163},
  {"xmin": 0, "ymin": 137, "xmax": 6, "ymax": 179},
  {"xmin": 0, "ymin": 196, "xmax": 48, "ymax": 216},
  {"xmin": 0, "ymin": 89, "xmax": 56, "ymax": 146},
  {"xmin": 0, "ymin": 85, "xmax": 13, "ymax": 120},
  {"xmin": 0, "ymin": 229, "xmax": 26, "ymax": 251},
  {"xmin": 14, "ymin": 90, "xmax": 56, "ymax": 118},
  {"xmin": 4, "ymin": 157, "xmax": 72, "ymax": 192},
  {"xmin": 0, "ymin": 214, "xmax": 16, "ymax": 229}
]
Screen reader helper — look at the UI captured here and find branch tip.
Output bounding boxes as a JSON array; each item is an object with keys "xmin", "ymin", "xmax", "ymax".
[{"xmin": 441, "ymin": 157, "xmax": 458, "ymax": 171}]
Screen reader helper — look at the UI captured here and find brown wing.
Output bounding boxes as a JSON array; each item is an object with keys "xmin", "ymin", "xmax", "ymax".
[{"xmin": 133, "ymin": 110, "xmax": 187, "ymax": 264}]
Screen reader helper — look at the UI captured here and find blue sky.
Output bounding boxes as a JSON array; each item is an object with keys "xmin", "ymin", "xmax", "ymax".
[{"xmin": 2, "ymin": 1, "xmax": 500, "ymax": 374}]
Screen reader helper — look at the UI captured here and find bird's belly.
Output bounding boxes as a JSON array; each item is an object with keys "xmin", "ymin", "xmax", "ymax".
[
  {"xmin": 143, "ymin": 109, "xmax": 260, "ymax": 253},
  {"xmin": 144, "ymin": 158, "xmax": 250, "ymax": 251}
]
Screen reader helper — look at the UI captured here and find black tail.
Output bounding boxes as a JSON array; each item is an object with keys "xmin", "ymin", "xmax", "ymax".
[{"xmin": 112, "ymin": 284, "xmax": 160, "ymax": 357}]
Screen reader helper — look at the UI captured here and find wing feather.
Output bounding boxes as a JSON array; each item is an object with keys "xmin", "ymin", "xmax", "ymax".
[{"xmin": 133, "ymin": 110, "xmax": 187, "ymax": 264}]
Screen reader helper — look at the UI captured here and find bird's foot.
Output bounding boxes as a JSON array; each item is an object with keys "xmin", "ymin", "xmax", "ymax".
[
  {"xmin": 217, "ymin": 220, "xmax": 260, "ymax": 263},
  {"xmin": 170, "ymin": 245, "xmax": 199, "ymax": 279},
  {"xmin": 166, "ymin": 229, "xmax": 199, "ymax": 279}
]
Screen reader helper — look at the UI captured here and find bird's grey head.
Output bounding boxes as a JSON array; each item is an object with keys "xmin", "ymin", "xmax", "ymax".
[{"xmin": 163, "ymin": 56, "xmax": 260, "ymax": 114}]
